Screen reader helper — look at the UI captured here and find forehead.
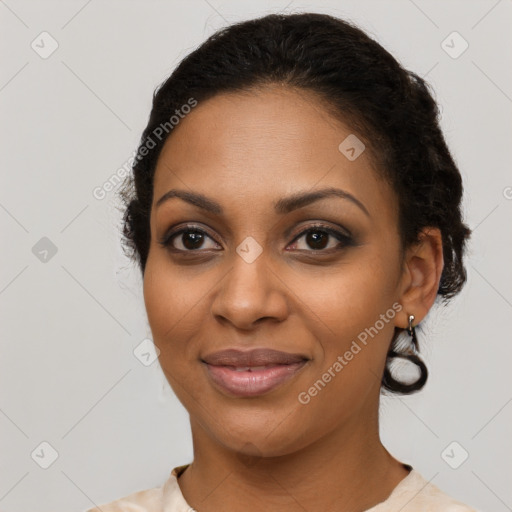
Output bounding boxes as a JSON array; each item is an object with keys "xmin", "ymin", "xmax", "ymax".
[{"xmin": 151, "ymin": 85, "xmax": 393, "ymax": 219}]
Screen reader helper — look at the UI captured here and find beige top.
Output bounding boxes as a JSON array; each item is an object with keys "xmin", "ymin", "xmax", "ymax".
[{"xmin": 85, "ymin": 464, "xmax": 479, "ymax": 512}]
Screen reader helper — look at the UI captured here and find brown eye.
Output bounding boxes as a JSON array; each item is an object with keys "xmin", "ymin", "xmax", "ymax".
[
  {"xmin": 159, "ymin": 226, "xmax": 220, "ymax": 252},
  {"xmin": 178, "ymin": 230, "xmax": 207, "ymax": 250},
  {"xmin": 289, "ymin": 225, "xmax": 353, "ymax": 252},
  {"xmin": 304, "ymin": 230, "xmax": 330, "ymax": 250},
  {"xmin": 158, "ymin": 223, "xmax": 353, "ymax": 255}
]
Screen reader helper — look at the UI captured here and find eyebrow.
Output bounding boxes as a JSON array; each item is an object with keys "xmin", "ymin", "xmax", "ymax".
[{"xmin": 155, "ymin": 187, "xmax": 370, "ymax": 217}]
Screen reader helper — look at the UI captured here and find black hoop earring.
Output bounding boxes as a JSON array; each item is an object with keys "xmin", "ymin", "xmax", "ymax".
[
  {"xmin": 407, "ymin": 314, "xmax": 419, "ymax": 352},
  {"xmin": 382, "ymin": 313, "xmax": 428, "ymax": 393}
]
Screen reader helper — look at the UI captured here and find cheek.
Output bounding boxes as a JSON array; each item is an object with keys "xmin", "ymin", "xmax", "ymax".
[
  {"xmin": 144, "ymin": 262, "xmax": 175, "ymax": 341},
  {"xmin": 297, "ymin": 255, "xmax": 397, "ymax": 333},
  {"xmin": 143, "ymin": 253, "xmax": 216, "ymax": 374},
  {"xmin": 144, "ymin": 252, "xmax": 207, "ymax": 334},
  {"xmin": 143, "ymin": 256, "xmax": 209, "ymax": 409},
  {"xmin": 294, "ymin": 254, "xmax": 399, "ymax": 389},
  {"xmin": 143, "ymin": 256, "xmax": 189, "ymax": 354}
]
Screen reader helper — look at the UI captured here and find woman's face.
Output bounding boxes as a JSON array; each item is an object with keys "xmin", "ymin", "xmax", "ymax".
[{"xmin": 143, "ymin": 85, "xmax": 407, "ymax": 457}]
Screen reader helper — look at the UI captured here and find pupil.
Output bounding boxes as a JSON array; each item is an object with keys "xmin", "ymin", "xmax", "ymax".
[
  {"xmin": 307, "ymin": 230, "xmax": 328, "ymax": 250},
  {"xmin": 183, "ymin": 231, "xmax": 204, "ymax": 250}
]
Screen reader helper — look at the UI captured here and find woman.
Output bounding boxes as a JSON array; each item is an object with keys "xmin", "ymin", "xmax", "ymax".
[{"xmin": 88, "ymin": 12, "xmax": 478, "ymax": 512}]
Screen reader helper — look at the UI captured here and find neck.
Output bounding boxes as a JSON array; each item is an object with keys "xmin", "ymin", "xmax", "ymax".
[{"xmin": 177, "ymin": 406, "xmax": 410, "ymax": 512}]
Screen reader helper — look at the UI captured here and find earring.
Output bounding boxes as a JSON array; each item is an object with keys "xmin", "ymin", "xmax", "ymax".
[{"xmin": 407, "ymin": 314, "xmax": 419, "ymax": 352}]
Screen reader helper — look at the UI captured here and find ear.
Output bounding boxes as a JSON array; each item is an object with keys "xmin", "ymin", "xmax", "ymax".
[{"xmin": 395, "ymin": 227, "xmax": 444, "ymax": 329}]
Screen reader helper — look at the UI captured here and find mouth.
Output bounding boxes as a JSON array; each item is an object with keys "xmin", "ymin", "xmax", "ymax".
[
  {"xmin": 201, "ymin": 347, "xmax": 309, "ymax": 366},
  {"xmin": 202, "ymin": 362, "xmax": 309, "ymax": 397}
]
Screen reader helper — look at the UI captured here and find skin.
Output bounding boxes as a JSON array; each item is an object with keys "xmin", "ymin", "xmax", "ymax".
[{"xmin": 143, "ymin": 84, "xmax": 444, "ymax": 512}]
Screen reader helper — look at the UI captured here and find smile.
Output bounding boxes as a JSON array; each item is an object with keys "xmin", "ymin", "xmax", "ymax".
[{"xmin": 203, "ymin": 361, "xmax": 308, "ymax": 397}]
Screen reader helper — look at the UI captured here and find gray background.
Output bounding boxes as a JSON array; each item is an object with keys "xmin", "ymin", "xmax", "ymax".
[{"xmin": 1, "ymin": 1, "xmax": 511, "ymax": 511}]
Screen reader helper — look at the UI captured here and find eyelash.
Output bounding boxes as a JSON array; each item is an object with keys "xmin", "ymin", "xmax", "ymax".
[{"xmin": 158, "ymin": 223, "xmax": 354, "ymax": 255}]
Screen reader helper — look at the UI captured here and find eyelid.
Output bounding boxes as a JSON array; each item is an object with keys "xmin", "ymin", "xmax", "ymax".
[{"xmin": 288, "ymin": 221, "xmax": 352, "ymax": 241}]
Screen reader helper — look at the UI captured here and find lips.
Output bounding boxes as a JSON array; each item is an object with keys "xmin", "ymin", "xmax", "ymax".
[
  {"xmin": 201, "ymin": 348, "xmax": 308, "ymax": 367},
  {"xmin": 201, "ymin": 348, "xmax": 309, "ymax": 397}
]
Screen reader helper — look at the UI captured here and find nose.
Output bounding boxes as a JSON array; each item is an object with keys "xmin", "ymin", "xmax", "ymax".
[{"xmin": 211, "ymin": 244, "xmax": 289, "ymax": 330}]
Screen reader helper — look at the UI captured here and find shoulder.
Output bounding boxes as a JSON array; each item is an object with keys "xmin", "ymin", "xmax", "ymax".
[
  {"xmin": 82, "ymin": 464, "xmax": 191, "ymax": 512},
  {"xmin": 84, "ymin": 485, "xmax": 164, "ymax": 512},
  {"xmin": 380, "ymin": 469, "xmax": 480, "ymax": 512}
]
